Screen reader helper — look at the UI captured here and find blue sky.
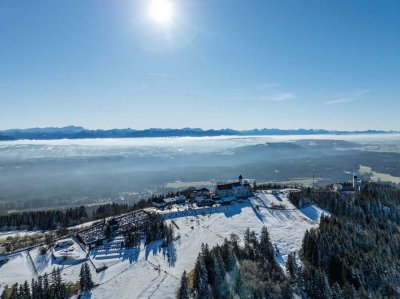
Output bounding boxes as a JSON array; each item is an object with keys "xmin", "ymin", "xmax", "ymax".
[{"xmin": 0, "ymin": 0, "xmax": 399, "ymax": 130}]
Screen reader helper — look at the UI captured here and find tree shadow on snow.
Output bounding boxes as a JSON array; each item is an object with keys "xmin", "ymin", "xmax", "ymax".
[
  {"xmin": 249, "ymin": 202, "xmax": 264, "ymax": 223},
  {"xmin": 121, "ymin": 247, "xmax": 140, "ymax": 264},
  {"xmin": 299, "ymin": 205, "xmax": 320, "ymax": 222},
  {"xmin": 80, "ymin": 291, "xmax": 92, "ymax": 299},
  {"xmin": 145, "ymin": 240, "xmax": 163, "ymax": 261},
  {"xmin": 265, "ymin": 208, "xmax": 298, "ymax": 223},
  {"xmin": 273, "ymin": 194, "xmax": 283, "ymax": 201},
  {"xmin": 162, "ymin": 243, "xmax": 177, "ymax": 267},
  {"xmin": 89, "ymin": 246, "xmax": 140, "ymax": 264},
  {"xmin": 144, "ymin": 239, "xmax": 177, "ymax": 267},
  {"xmin": 52, "ymin": 256, "xmax": 86, "ymax": 266},
  {"xmin": 162, "ymin": 201, "xmax": 250, "ymax": 221}
]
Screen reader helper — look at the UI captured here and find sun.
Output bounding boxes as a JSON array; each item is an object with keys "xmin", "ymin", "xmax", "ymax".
[{"xmin": 148, "ymin": 0, "xmax": 174, "ymax": 25}]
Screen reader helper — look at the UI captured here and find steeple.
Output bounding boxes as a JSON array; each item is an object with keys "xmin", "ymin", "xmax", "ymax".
[{"xmin": 353, "ymin": 174, "xmax": 358, "ymax": 189}]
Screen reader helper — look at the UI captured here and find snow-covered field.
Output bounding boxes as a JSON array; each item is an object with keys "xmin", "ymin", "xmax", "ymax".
[
  {"xmin": 0, "ymin": 193, "xmax": 329, "ymax": 298},
  {"xmin": 0, "ymin": 230, "xmax": 43, "ymax": 241}
]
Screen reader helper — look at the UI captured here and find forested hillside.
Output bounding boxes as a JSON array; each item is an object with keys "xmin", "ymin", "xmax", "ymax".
[
  {"xmin": 0, "ymin": 206, "xmax": 88, "ymax": 231},
  {"xmin": 289, "ymin": 183, "xmax": 400, "ymax": 298},
  {"xmin": 0, "ymin": 199, "xmax": 153, "ymax": 231},
  {"xmin": 179, "ymin": 227, "xmax": 291, "ymax": 299}
]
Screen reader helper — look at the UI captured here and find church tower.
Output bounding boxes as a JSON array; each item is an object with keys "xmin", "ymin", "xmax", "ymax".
[{"xmin": 353, "ymin": 175, "xmax": 358, "ymax": 190}]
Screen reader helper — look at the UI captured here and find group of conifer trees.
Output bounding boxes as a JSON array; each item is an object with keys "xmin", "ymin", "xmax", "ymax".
[
  {"xmin": 1, "ymin": 263, "xmax": 94, "ymax": 299},
  {"xmin": 253, "ymin": 183, "xmax": 293, "ymax": 190},
  {"xmin": 123, "ymin": 230, "xmax": 142, "ymax": 248},
  {"xmin": 179, "ymin": 227, "xmax": 291, "ymax": 299},
  {"xmin": 142, "ymin": 213, "xmax": 174, "ymax": 245},
  {"xmin": 121, "ymin": 213, "xmax": 173, "ymax": 247},
  {"xmin": 0, "ymin": 197, "xmax": 155, "ymax": 232},
  {"xmin": 92, "ymin": 198, "xmax": 153, "ymax": 219},
  {"xmin": 1, "ymin": 269, "xmax": 69, "ymax": 299},
  {"xmin": 288, "ymin": 182, "xmax": 400, "ymax": 298},
  {"xmin": 79, "ymin": 263, "xmax": 94, "ymax": 293},
  {"xmin": 0, "ymin": 206, "xmax": 88, "ymax": 231}
]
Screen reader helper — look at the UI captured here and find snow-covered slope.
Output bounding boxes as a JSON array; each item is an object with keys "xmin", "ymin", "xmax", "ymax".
[{"xmin": 0, "ymin": 194, "xmax": 329, "ymax": 298}]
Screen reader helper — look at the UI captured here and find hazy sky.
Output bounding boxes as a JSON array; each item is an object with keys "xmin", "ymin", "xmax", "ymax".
[{"xmin": 0, "ymin": 0, "xmax": 399, "ymax": 130}]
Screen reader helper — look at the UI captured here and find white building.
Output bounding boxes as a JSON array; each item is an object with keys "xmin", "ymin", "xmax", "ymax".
[
  {"xmin": 215, "ymin": 175, "xmax": 252, "ymax": 199},
  {"xmin": 152, "ymin": 194, "xmax": 187, "ymax": 209}
]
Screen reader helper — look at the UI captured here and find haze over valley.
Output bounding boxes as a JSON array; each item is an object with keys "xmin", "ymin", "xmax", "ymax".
[{"xmin": 1, "ymin": 133, "xmax": 400, "ymax": 213}]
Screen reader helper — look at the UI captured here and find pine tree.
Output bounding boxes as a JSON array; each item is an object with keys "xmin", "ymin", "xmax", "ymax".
[
  {"xmin": 18, "ymin": 284, "xmax": 24, "ymax": 299},
  {"xmin": 229, "ymin": 233, "xmax": 240, "ymax": 255},
  {"xmin": 342, "ymin": 283, "xmax": 357, "ymax": 299},
  {"xmin": 36, "ymin": 276, "xmax": 44, "ymax": 299},
  {"xmin": 178, "ymin": 271, "xmax": 190, "ymax": 299},
  {"xmin": 210, "ymin": 252, "xmax": 223, "ymax": 286},
  {"xmin": 23, "ymin": 280, "xmax": 31, "ymax": 299},
  {"xmin": 9, "ymin": 284, "xmax": 19, "ymax": 299},
  {"xmin": 80, "ymin": 263, "xmax": 94, "ymax": 292},
  {"xmin": 331, "ymin": 282, "xmax": 343, "ymax": 299},
  {"xmin": 259, "ymin": 226, "xmax": 274, "ymax": 262},
  {"xmin": 85, "ymin": 263, "xmax": 94, "ymax": 290},
  {"xmin": 42, "ymin": 275, "xmax": 50, "ymax": 299},
  {"xmin": 234, "ymin": 270, "xmax": 246, "ymax": 298},
  {"xmin": 215, "ymin": 249, "xmax": 226, "ymax": 278},
  {"xmin": 220, "ymin": 240, "xmax": 236, "ymax": 272},
  {"xmin": 194, "ymin": 254, "xmax": 208, "ymax": 298},
  {"xmin": 59, "ymin": 284, "xmax": 68, "ymax": 299},
  {"xmin": 50, "ymin": 268, "xmax": 68, "ymax": 299},
  {"xmin": 10, "ymin": 283, "xmax": 19, "ymax": 299},
  {"xmin": 315, "ymin": 270, "xmax": 331, "ymax": 299},
  {"xmin": 80, "ymin": 263, "xmax": 86, "ymax": 291},
  {"xmin": 356, "ymin": 286, "xmax": 368, "ymax": 299},
  {"xmin": 201, "ymin": 243, "xmax": 212, "ymax": 281},
  {"xmin": 286, "ymin": 252, "xmax": 298, "ymax": 281},
  {"xmin": 31, "ymin": 279, "xmax": 36, "ymax": 299},
  {"xmin": 249, "ymin": 230, "xmax": 258, "ymax": 258},
  {"xmin": 243, "ymin": 228, "xmax": 252, "ymax": 259},
  {"xmin": 243, "ymin": 228, "xmax": 258, "ymax": 260},
  {"xmin": 51, "ymin": 269, "xmax": 60, "ymax": 294}
]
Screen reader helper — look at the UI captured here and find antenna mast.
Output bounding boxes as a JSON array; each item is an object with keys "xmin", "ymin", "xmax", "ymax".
[{"xmin": 312, "ymin": 172, "xmax": 315, "ymax": 188}]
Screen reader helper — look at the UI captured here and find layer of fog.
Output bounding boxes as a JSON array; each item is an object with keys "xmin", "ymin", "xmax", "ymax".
[
  {"xmin": 1, "ymin": 134, "xmax": 399, "ymax": 159},
  {"xmin": 1, "ymin": 134, "xmax": 399, "ymax": 211}
]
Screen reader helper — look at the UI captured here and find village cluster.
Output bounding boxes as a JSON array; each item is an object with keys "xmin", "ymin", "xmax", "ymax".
[
  {"xmin": 50, "ymin": 175, "xmax": 253, "ymax": 260},
  {"xmin": 51, "ymin": 175, "xmax": 253, "ymax": 259},
  {"xmin": 152, "ymin": 174, "xmax": 253, "ymax": 208}
]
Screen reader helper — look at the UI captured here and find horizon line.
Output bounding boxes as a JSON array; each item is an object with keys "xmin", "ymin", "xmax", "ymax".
[{"xmin": 0, "ymin": 126, "xmax": 398, "ymax": 133}]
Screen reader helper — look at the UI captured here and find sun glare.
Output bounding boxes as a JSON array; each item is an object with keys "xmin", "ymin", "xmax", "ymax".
[{"xmin": 148, "ymin": 0, "xmax": 174, "ymax": 25}]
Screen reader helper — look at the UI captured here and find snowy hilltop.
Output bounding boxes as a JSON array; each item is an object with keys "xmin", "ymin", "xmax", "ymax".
[{"xmin": 0, "ymin": 192, "xmax": 328, "ymax": 298}]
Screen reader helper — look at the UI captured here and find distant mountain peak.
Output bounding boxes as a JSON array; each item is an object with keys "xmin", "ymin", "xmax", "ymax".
[{"xmin": 0, "ymin": 126, "xmax": 396, "ymax": 141}]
